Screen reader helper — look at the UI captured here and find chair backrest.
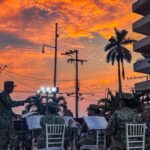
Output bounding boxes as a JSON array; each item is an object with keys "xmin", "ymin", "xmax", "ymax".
[
  {"xmin": 46, "ymin": 124, "xmax": 65, "ymax": 148},
  {"xmin": 126, "ymin": 123, "xmax": 146, "ymax": 150},
  {"xmin": 96, "ymin": 129, "xmax": 106, "ymax": 149}
]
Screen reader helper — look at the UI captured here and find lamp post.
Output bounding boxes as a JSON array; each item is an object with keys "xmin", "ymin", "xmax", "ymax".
[{"xmin": 42, "ymin": 23, "xmax": 58, "ymax": 101}]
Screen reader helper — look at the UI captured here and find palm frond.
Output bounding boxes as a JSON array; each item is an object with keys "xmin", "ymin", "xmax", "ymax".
[
  {"xmin": 105, "ymin": 36, "xmax": 117, "ymax": 51},
  {"xmin": 114, "ymin": 27, "xmax": 128, "ymax": 43},
  {"xmin": 106, "ymin": 50, "xmax": 113, "ymax": 63},
  {"xmin": 121, "ymin": 38, "xmax": 136, "ymax": 45},
  {"xmin": 105, "ymin": 43, "xmax": 115, "ymax": 51},
  {"xmin": 114, "ymin": 27, "xmax": 121, "ymax": 42},
  {"xmin": 121, "ymin": 46, "xmax": 132, "ymax": 63},
  {"xmin": 109, "ymin": 36, "xmax": 116, "ymax": 43},
  {"xmin": 119, "ymin": 29, "xmax": 128, "ymax": 42},
  {"xmin": 106, "ymin": 49, "xmax": 116, "ymax": 65},
  {"xmin": 111, "ymin": 51, "xmax": 117, "ymax": 65}
]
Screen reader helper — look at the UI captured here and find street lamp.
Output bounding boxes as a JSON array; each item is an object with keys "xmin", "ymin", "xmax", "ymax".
[
  {"xmin": 37, "ymin": 86, "xmax": 59, "ymax": 97},
  {"xmin": 37, "ymin": 86, "xmax": 59, "ymax": 113},
  {"xmin": 42, "ymin": 23, "xmax": 58, "ymax": 101}
]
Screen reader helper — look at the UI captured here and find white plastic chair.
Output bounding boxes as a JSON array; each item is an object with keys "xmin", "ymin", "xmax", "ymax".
[
  {"xmin": 40, "ymin": 124, "xmax": 65, "ymax": 150},
  {"xmin": 126, "ymin": 123, "xmax": 146, "ymax": 150},
  {"xmin": 80, "ymin": 129, "xmax": 106, "ymax": 150}
]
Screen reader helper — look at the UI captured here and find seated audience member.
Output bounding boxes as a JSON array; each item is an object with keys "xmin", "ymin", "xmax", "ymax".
[
  {"xmin": 106, "ymin": 94, "xmax": 141, "ymax": 150},
  {"xmin": 37, "ymin": 103, "xmax": 65, "ymax": 149},
  {"xmin": 142, "ymin": 105, "xmax": 150, "ymax": 150},
  {"xmin": 38, "ymin": 102, "xmax": 73, "ymax": 149},
  {"xmin": 76, "ymin": 104, "xmax": 100, "ymax": 150}
]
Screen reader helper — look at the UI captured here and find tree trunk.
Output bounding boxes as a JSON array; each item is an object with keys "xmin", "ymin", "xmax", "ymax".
[{"xmin": 117, "ymin": 59, "xmax": 122, "ymax": 96}]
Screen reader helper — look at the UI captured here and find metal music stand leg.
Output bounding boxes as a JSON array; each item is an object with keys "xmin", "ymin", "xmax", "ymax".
[{"xmin": 21, "ymin": 120, "xmax": 25, "ymax": 150}]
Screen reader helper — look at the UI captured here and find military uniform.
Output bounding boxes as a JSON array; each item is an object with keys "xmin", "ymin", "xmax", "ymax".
[
  {"xmin": 142, "ymin": 105, "xmax": 150, "ymax": 150},
  {"xmin": 0, "ymin": 81, "xmax": 28, "ymax": 150},
  {"xmin": 106, "ymin": 107, "xmax": 141, "ymax": 150},
  {"xmin": 76, "ymin": 104, "xmax": 100, "ymax": 150},
  {"xmin": 37, "ymin": 114, "xmax": 65, "ymax": 149}
]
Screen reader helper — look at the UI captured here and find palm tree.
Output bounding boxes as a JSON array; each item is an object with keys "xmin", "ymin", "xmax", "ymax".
[{"xmin": 104, "ymin": 28, "xmax": 136, "ymax": 95}]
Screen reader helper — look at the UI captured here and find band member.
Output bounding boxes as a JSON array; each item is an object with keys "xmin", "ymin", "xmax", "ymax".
[
  {"xmin": 0, "ymin": 81, "xmax": 30, "ymax": 150},
  {"xmin": 142, "ymin": 105, "xmax": 150, "ymax": 150},
  {"xmin": 76, "ymin": 104, "xmax": 100, "ymax": 150},
  {"xmin": 106, "ymin": 95, "xmax": 141, "ymax": 150},
  {"xmin": 37, "ymin": 102, "xmax": 65, "ymax": 149}
]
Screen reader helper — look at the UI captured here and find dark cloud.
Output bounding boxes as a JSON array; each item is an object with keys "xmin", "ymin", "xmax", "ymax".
[
  {"xmin": 77, "ymin": 32, "xmax": 107, "ymax": 57},
  {"xmin": 79, "ymin": 32, "xmax": 106, "ymax": 45},
  {"xmin": 20, "ymin": 7, "xmax": 49, "ymax": 20},
  {"xmin": 9, "ymin": 6, "xmax": 59, "ymax": 28},
  {"xmin": 0, "ymin": 31, "xmax": 38, "ymax": 49}
]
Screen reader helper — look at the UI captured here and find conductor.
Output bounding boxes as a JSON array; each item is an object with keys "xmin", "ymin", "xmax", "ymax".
[{"xmin": 0, "ymin": 81, "xmax": 30, "ymax": 150}]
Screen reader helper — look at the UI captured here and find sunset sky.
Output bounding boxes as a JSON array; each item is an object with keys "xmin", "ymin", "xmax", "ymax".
[{"xmin": 0, "ymin": 0, "xmax": 145, "ymax": 116}]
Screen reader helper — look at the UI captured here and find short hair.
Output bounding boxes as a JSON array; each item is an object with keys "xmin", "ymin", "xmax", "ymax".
[{"xmin": 47, "ymin": 103, "xmax": 59, "ymax": 114}]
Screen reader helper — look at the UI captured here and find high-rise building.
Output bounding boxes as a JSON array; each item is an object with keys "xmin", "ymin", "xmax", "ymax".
[{"xmin": 132, "ymin": 0, "xmax": 150, "ymax": 92}]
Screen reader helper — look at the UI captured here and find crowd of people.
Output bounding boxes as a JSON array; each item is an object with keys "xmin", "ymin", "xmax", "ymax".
[{"xmin": 0, "ymin": 80, "xmax": 150, "ymax": 150}]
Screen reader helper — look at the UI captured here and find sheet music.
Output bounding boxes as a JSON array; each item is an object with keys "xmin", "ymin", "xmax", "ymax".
[
  {"xmin": 26, "ymin": 115, "xmax": 43, "ymax": 130},
  {"xmin": 64, "ymin": 116, "xmax": 78, "ymax": 128},
  {"xmin": 21, "ymin": 112, "xmax": 37, "ymax": 118},
  {"xmin": 83, "ymin": 116, "xmax": 108, "ymax": 130}
]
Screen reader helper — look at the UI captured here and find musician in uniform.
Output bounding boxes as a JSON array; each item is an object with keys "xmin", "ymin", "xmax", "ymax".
[
  {"xmin": 106, "ymin": 94, "xmax": 141, "ymax": 150},
  {"xmin": 37, "ymin": 102, "xmax": 65, "ymax": 149},
  {"xmin": 0, "ymin": 81, "xmax": 30, "ymax": 150},
  {"xmin": 76, "ymin": 104, "xmax": 100, "ymax": 150},
  {"xmin": 142, "ymin": 105, "xmax": 150, "ymax": 150}
]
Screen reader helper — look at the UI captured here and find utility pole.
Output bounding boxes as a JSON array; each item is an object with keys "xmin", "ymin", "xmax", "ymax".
[
  {"xmin": 53, "ymin": 23, "xmax": 58, "ymax": 100},
  {"xmin": 62, "ymin": 50, "xmax": 87, "ymax": 117},
  {"xmin": 42, "ymin": 23, "xmax": 59, "ymax": 100},
  {"xmin": 54, "ymin": 23, "xmax": 58, "ymax": 88}
]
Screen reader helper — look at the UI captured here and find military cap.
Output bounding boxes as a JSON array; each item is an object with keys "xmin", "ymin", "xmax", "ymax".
[
  {"xmin": 87, "ymin": 104, "xmax": 99, "ymax": 111},
  {"xmin": 4, "ymin": 81, "xmax": 16, "ymax": 87}
]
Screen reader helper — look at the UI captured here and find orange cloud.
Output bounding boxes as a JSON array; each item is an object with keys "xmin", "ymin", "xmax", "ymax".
[
  {"xmin": 0, "ymin": 0, "xmax": 142, "ymax": 116},
  {"xmin": 0, "ymin": 0, "xmax": 139, "ymax": 42}
]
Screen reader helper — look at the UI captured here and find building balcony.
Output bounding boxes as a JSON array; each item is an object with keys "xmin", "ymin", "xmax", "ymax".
[
  {"xmin": 135, "ymin": 80, "xmax": 150, "ymax": 92},
  {"xmin": 134, "ymin": 58, "xmax": 150, "ymax": 74},
  {"xmin": 133, "ymin": 13, "xmax": 150, "ymax": 35},
  {"xmin": 133, "ymin": 0, "xmax": 150, "ymax": 16},
  {"xmin": 133, "ymin": 35, "xmax": 150, "ymax": 53}
]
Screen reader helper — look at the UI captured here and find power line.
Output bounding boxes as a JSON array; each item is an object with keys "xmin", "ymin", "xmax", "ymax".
[
  {"xmin": 5, "ymin": 73, "xmax": 37, "ymax": 89},
  {"xmin": 5, "ymin": 70, "xmax": 74, "ymax": 82}
]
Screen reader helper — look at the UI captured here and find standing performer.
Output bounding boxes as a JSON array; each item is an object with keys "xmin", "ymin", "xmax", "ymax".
[
  {"xmin": 0, "ymin": 81, "xmax": 30, "ymax": 150},
  {"xmin": 142, "ymin": 105, "xmax": 150, "ymax": 150},
  {"xmin": 106, "ymin": 95, "xmax": 141, "ymax": 150}
]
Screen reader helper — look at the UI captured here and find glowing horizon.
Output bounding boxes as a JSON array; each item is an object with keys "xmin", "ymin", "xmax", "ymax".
[{"xmin": 0, "ymin": 0, "xmax": 144, "ymax": 116}]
